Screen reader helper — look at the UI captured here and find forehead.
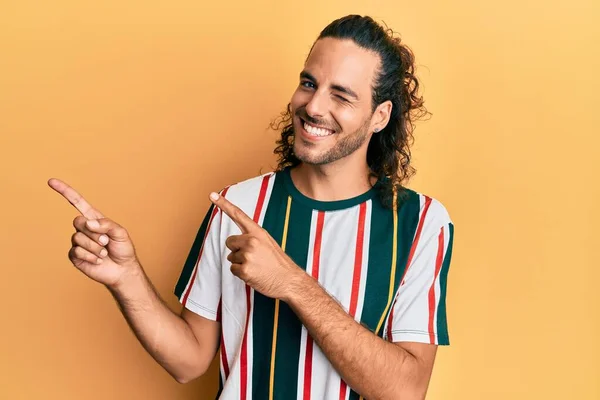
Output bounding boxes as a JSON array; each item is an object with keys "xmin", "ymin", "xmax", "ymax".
[{"xmin": 305, "ymin": 38, "xmax": 380, "ymax": 95}]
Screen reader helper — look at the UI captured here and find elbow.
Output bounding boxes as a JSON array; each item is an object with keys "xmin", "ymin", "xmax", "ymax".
[
  {"xmin": 389, "ymin": 388, "xmax": 426, "ymax": 400},
  {"xmin": 171, "ymin": 364, "xmax": 209, "ymax": 384},
  {"xmin": 387, "ymin": 375, "xmax": 429, "ymax": 400},
  {"xmin": 174, "ymin": 374, "xmax": 194, "ymax": 385}
]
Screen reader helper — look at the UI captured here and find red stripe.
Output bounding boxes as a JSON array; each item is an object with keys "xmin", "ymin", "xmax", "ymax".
[
  {"xmin": 240, "ymin": 285, "xmax": 251, "ymax": 400},
  {"xmin": 348, "ymin": 202, "xmax": 367, "ymax": 317},
  {"xmin": 219, "ymin": 186, "xmax": 231, "ymax": 224},
  {"xmin": 240, "ymin": 175, "xmax": 271, "ymax": 400},
  {"xmin": 386, "ymin": 196, "xmax": 432, "ymax": 340},
  {"xmin": 182, "ymin": 202, "xmax": 221, "ymax": 306},
  {"xmin": 428, "ymin": 227, "xmax": 445, "ymax": 344},
  {"xmin": 339, "ymin": 202, "xmax": 367, "ymax": 399},
  {"xmin": 217, "ymin": 299, "xmax": 230, "ymax": 378},
  {"xmin": 303, "ymin": 211, "xmax": 325, "ymax": 400},
  {"xmin": 253, "ymin": 175, "xmax": 271, "ymax": 221}
]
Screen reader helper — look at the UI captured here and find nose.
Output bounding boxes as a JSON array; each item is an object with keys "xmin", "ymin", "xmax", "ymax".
[{"xmin": 304, "ymin": 89, "xmax": 329, "ymax": 119}]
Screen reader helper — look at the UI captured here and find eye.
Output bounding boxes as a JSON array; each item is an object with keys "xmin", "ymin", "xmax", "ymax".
[
  {"xmin": 301, "ymin": 80, "xmax": 315, "ymax": 89},
  {"xmin": 335, "ymin": 94, "xmax": 348, "ymax": 103}
]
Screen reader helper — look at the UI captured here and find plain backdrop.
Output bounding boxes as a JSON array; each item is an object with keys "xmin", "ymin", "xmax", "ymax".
[{"xmin": 1, "ymin": 0, "xmax": 598, "ymax": 399}]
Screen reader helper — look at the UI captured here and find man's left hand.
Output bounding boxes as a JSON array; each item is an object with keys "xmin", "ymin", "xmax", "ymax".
[{"xmin": 209, "ymin": 191, "xmax": 304, "ymax": 300}]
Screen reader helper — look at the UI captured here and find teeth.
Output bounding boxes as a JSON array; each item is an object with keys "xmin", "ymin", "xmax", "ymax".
[{"xmin": 304, "ymin": 122, "xmax": 333, "ymax": 137}]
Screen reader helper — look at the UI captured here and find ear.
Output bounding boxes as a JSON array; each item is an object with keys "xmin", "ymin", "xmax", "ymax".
[{"xmin": 371, "ymin": 100, "xmax": 392, "ymax": 133}]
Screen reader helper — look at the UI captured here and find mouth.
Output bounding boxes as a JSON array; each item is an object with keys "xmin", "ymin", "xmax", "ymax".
[{"xmin": 299, "ymin": 117, "xmax": 336, "ymax": 139}]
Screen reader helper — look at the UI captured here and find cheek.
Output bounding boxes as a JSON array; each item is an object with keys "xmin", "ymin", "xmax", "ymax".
[
  {"xmin": 333, "ymin": 107, "xmax": 362, "ymax": 132},
  {"xmin": 290, "ymin": 88, "xmax": 304, "ymax": 109}
]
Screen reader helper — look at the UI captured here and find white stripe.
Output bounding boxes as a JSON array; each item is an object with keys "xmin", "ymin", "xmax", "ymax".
[
  {"xmin": 218, "ymin": 172, "xmax": 276, "ymax": 399},
  {"xmin": 180, "ymin": 203, "xmax": 221, "ymax": 304},
  {"xmin": 297, "ymin": 210, "xmax": 319, "ymax": 399},
  {"xmin": 312, "ymin": 206, "xmax": 362, "ymax": 399}
]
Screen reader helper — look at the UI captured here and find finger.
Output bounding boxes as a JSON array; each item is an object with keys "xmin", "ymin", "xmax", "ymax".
[
  {"xmin": 73, "ymin": 216, "xmax": 110, "ymax": 246},
  {"xmin": 230, "ymin": 263, "xmax": 243, "ymax": 279},
  {"xmin": 227, "ymin": 250, "xmax": 244, "ymax": 264},
  {"xmin": 71, "ymin": 232, "xmax": 108, "ymax": 258},
  {"xmin": 83, "ymin": 218, "xmax": 129, "ymax": 242},
  {"xmin": 48, "ymin": 178, "xmax": 104, "ymax": 219},
  {"xmin": 225, "ymin": 234, "xmax": 249, "ymax": 252},
  {"xmin": 69, "ymin": 246, "xmax": 103, "ymax": 266},
  {"xmin": 209, "ymin": 192, "xmax": 257, "ymax": 234}
]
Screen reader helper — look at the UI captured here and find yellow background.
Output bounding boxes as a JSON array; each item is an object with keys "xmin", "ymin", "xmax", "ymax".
[{"xmin": 1, "ymin": 0, "xmax": 598, "ymax": 399}]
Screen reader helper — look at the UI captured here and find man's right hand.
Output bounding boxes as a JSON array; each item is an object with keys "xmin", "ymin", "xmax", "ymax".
[{"xmin": 48, "ymin": 178, "xmax": 140, "ymax": 289}]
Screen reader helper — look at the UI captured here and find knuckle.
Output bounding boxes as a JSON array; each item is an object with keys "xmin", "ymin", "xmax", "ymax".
[
  {"xmin": 73, "ymin": 246, "xmax": 84, "ymax": 258},
  {"xmin": 247, "ymin": 236, "xmax": 258, "ymax": 248},
  {"xmin": 233, "ymin": 208, "xmax": 244, "ymax": 222},
  {"xmin": 73, "ymin": 216, "xmax": 85, "ymax": 229}
]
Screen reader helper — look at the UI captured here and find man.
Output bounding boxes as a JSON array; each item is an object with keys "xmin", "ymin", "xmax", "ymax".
[{"xmin": 49, "ymin": 15, "xmax": 454, "ymax": 400}]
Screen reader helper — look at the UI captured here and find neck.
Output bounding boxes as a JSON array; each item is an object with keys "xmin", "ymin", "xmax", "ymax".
[{"xmin": 290, "ymin": 159, "xmax": 376, "ymax": 202}]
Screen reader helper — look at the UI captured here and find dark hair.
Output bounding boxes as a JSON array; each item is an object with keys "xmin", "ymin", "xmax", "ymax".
[{"xmin": 270, "ymin": 15, "xmax": 430, "ymax": 208}]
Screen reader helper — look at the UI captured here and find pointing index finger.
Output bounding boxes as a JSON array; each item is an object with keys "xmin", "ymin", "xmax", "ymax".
[
  {"xmin": 210, "ymin": 192, "xmax": 257, "ymax": 234},
  {"xmin": 48, "ymin": 178, "xmax": 104, "ymax": 219}
]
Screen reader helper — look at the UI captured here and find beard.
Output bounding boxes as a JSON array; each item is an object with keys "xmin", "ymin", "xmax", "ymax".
[{"xmin": 292, "ymin": 117, "xmax": 371, "ymax": 166}]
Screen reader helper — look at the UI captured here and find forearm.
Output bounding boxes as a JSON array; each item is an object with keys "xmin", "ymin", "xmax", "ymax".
[
  {"xmin": 108, "ymin": 263, "xmax": 208, "ymax": 382},
  {"xmin": 286, "ymin": 274, "xmax": 423, "ymax": 400}
]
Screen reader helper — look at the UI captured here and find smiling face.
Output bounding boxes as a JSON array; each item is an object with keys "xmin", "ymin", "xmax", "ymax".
[{"xmin": 290, "ymin": 38, "xmax": 385, "ymax": 166}]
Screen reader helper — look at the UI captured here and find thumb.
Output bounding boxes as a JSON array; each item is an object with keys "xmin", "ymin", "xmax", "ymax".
[{"xmin": 86, "ymin": 218, "xmax": 130, "ymax": 242}]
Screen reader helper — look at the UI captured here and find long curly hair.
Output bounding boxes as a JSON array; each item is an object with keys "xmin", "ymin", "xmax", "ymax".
[{"xmin": 270, "ymin": 15, "xmax": 431, "ymax": 209}]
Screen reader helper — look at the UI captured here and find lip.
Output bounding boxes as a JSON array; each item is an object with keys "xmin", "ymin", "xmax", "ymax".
[{"xmin": 297, "ymin": 117, "xmax": 335, "ymax": 142}]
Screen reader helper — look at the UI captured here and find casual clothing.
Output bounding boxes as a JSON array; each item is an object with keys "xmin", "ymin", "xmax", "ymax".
[{"xmin": 174, "ymin": 167, "xmax": 454, "ymax": 400}]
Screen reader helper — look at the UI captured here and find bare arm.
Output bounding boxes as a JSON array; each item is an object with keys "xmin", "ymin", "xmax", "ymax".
[
  {"xmin": 286, "ymin": 273, "xmax": 437, "ymax": 400},
  {"xmin": 108, "ymin": 264, "xmax": 220, "ymax": 383},
  {"xmin": 48, "ymin": 178, "xmax": 219, "ymax": 383}
]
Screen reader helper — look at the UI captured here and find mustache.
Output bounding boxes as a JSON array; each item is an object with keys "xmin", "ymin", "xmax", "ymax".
[{"xmin": 294, "ymin": 107, "xmax": 338, "ymax": 132}]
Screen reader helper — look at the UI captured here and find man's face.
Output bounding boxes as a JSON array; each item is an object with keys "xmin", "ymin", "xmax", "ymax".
[{"xmin": 290, "ymin": 38, "xmax": 380, "ymax": 166}]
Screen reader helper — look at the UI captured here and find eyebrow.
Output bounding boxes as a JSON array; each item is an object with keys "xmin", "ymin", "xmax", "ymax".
[{"xmin": 300, "ymin": 70, "xmax": 359, "ymax": 100}]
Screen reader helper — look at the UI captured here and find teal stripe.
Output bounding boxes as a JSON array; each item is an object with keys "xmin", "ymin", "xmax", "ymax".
[
  {"xmin": 358, "ymin": 189, "xmax": 421, "ymax": 336},
  {"xmin": 436, "ymin": 223, "xmax": 454, "ymax": 345},
  {"xmin": 252, "ymin": 173, "xmax": 288, "ymax": 400},
  {"xmin": 272, "ymin": 199, "xmax": 312, "ymax": 399},
  {"xmin": 349, "ymin": 189, "xmax": 421, "ymax": 399},
  {"xmin": 174, "ymin": 204, "xmax": 216, "ymax": 298}
]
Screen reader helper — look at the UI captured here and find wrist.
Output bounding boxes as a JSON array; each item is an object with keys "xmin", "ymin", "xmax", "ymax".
[
  {"xmin": 283, "ymin": 269, "xmax": 315, "ymax": 306},
  {"xmin": 108, "ymin": 260, "xmax": 144, "ymax": 294}
]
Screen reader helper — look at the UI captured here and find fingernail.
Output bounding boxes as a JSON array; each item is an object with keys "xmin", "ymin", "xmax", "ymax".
[
  {"xmin": 100, "ymin": 248, "xmax": 108, "ymax": 257},
  {"xmin": 87, "ymin": 220, "xmax": 100, "ymax": 229},
  {"xmin": 99, "ymin": 235, "xmax": 109, "ymax": 245},
  {"xmin": 96, "ymin": 258, "xmax": 103, "ymax": 264},
  {"xmin": 210, "ymin": 192, "xmax": 219, "ymax": 201}
]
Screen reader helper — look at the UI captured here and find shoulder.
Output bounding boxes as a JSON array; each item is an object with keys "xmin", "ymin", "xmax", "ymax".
[
  {"xmin": 220, "ymin": 170, "xmax": 277, "ymax": 199},
  {"xmin": 398, "ymin": 188, "xmax": 454, "ymax": 234},
  {"xmin": 217, "ymin": 170, "xmax": 278, "ymax": 216}
]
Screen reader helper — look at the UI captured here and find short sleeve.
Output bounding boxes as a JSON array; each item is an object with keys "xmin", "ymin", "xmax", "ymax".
[
  {"xmin": 385, "ymin": 199, "xmax": 455, "ymax": 345},
  {"xmin": 174, "ymin": 201, "xmax": 223, "ymax": 321}
]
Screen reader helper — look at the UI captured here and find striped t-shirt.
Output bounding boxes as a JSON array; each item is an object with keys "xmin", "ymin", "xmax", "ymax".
[{"xmin": 174, "ymin": 167, "xmax": 454, "ymax": 400}]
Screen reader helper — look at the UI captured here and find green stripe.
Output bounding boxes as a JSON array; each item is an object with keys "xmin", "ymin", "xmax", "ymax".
[
  {"xmin": 174, "ymin": 203, "xmax": 216, "ymax": 298},
  {"xmin": 349, "ymin": 189, "xmax": 421, "ymax": 399},
  {"xmin": 251, "ymin": 171, "xmax": 313, "ymax": 399},
  {"xmin": 272, "ymin": 198, "xmax": 313, "ymax": 399},
  {"xmin": 436, "ymin": 223, "xmax": 454, "ymax": 345},
  {"xmin": 252, "ymin": 173, "xmax": 288, "ymax": 400},
  {"xmin": 358, "ymin": 189, "xmax": 421, "ymax": 335}
]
